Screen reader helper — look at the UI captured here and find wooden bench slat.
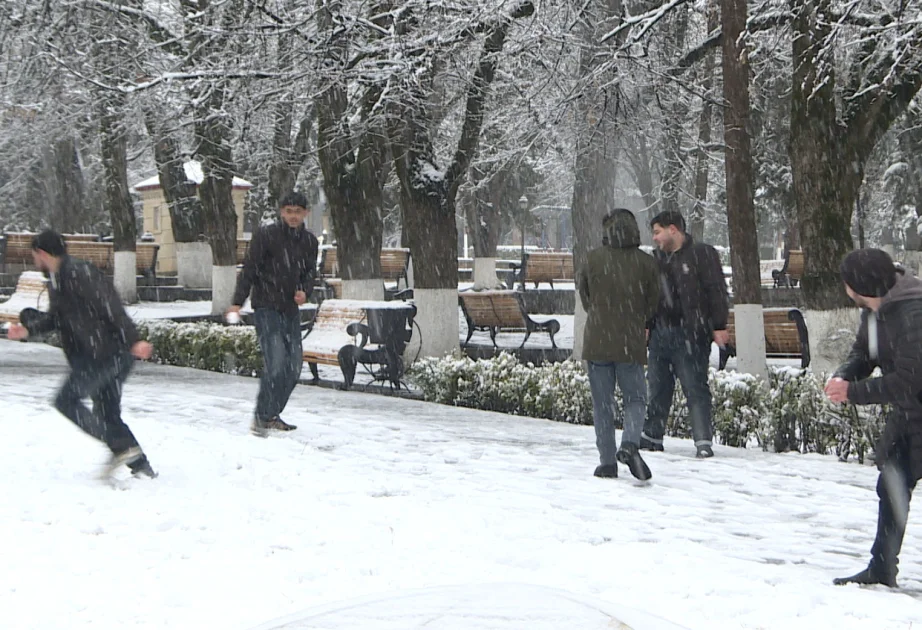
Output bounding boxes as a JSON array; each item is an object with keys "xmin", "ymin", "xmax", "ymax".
[{"xmin": 721, "ymin": 308, "xmax": 809, "ymax": 368}]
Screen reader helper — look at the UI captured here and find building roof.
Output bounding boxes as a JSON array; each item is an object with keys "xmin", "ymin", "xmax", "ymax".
[{"xmin": 132, "ymin": 160, "xmax": 253, "ymax": 192}]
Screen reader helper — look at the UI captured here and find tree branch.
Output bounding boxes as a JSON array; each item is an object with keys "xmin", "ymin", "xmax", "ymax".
[
  {"xmin": 444, "ymin": 1, "xmax": 535, "ymax": 197},
  {"xmin": 80, "ymin": 0, "xmax": 186, "ymax": 57}
]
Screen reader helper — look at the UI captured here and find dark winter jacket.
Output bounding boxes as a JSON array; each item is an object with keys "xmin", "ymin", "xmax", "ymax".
[
  {"xmin": 578, "ymin": 211, "xmax": 660, "ymax": 364},
  {"xmin": 650, "ymin": 235, "xmax": 729, "ymax": 344},
  {"xmin": 834, "ymin": 272, "xmax": 922, "ymax": 479},
  {"xmin": 232, "ymin": 221, "xmax": 319, "ymax": 315},
  {"xmin": 23, "ymin": 255, "xmax": 139, "ymax": 365}
]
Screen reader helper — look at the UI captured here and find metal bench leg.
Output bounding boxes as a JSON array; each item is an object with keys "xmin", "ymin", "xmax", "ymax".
[{"xmin": 308, "ymin": 362, "xmax": 320, "ymax": 383}]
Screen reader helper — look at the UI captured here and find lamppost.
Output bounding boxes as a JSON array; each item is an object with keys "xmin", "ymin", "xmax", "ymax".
[{"xmin": 518, "ymin": 194, "xmax": 529, "ymax": 261}]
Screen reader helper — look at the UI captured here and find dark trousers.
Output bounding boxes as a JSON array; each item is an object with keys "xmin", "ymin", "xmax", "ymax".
[
  {"xmin": 870, "ymin": 439, "xmax": 916, "ymax": 581},
  {"xmin": 254, "ymin": 308, "xmax": 303, "ymax": 421},
  {"xmin": 54, "ymin": 352, "xmax": 140, "ymax": 455},
  {"xmin": 642, "ymin": 326, "xmax": 714, "ymax": 448}
]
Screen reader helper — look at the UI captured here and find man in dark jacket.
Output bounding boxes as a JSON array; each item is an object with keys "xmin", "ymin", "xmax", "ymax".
[
  {"xmin": 579, "ymin": 209, "xmax": 660, "ymax": 480},
  {"xmin": 227, "ymin": 191, "xmax": 319, "ymax": 437},
  {"xmin": 827, "ymin": 249, "xmax": 922, "ymax": 588},
  {"xmin": 639, "ymin": 211, "xmax": 730, "ymax": 458},
  {"xmin": 7, "ymin": 230, "xmax": 156, "ymax": 479}
]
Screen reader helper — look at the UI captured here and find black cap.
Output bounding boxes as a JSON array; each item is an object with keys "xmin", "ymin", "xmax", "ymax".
[
  {"xmin": 31, "ymin": 229, "xmax": 66, "ymax": 257},
  {"xmin": 840, "ymin": 248, "xmax": 897, "ymax": 297}
]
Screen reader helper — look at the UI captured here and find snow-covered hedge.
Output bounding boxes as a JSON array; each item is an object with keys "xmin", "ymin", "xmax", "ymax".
[
  {"xmin": 407, "ymin": 354, "xmax": 885, "ymax": 460},
  {"xmin": 136, "ymin": 320, "xmax": 263, "ymax": 377}
]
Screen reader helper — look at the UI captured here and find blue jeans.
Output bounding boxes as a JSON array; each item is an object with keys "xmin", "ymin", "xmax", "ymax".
[
  {"xmin": 642, "ymin": 326, "xmax": 713, "ymax": 448},
  {"xmin": 587, "ymin": 361, "xmax": 647, "ymax": 466},
  {"xmin": 54, "ymin": 352, "xmax": 139, "ymax": 454},
  {"xmin": 254, "ymin": 309, "xmax": 303, "ymax": 421}
]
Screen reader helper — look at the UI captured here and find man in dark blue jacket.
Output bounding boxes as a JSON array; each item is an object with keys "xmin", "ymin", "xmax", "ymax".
[
  {"xmin": 7, "ymin": 230, "xmax": 156, "ymax": 479},
  {"xmin": 828, "ymin": 249, "xmax": 922, "ymax": 588},
  {"xmin": 227, "ymin": 191, "xmax": 319, "ymax": 437}
]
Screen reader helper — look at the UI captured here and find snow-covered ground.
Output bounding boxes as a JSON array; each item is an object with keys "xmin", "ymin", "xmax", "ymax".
[{"xmin": 1, "ymin": 340, "xmax": 920, "ymax": 630}]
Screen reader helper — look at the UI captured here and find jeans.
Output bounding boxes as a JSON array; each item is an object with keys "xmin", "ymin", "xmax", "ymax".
[
  {"xmin": 54, "ymin": 352, "xmax": 140, "ymax": 455},
  {"xmin": 587, "ymin": 361, "xmax": 647, "ymax": 466},
  {"xmin": 254, "ymin": 308, "xmax": 303, "ymax": 421},
  {"xmin": 642, "ymin": 326, "xmax": 713, "ymax": 448},
  {"xmin": 870, "ymin": 439, "xmax": 916, "ymax": 581}
]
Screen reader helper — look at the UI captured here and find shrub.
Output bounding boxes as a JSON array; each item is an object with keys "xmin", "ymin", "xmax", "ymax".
[{"xmin": 136, "ymin": 319, "xmax": 263, "ymax": 376}]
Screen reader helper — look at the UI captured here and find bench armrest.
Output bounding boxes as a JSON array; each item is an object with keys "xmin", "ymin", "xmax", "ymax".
[{"xmin": 345, "ymin": 322, "xmax": 370, "ymax": 348}]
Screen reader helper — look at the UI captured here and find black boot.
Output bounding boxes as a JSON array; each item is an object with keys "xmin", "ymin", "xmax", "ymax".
[
  {"xmin": 129, "ymin": 455, "xmax": 158, "ymax": 479},
  {"xmin": 616, "ymin": 442, "xmax": 652, "ymax": 481},
  {"xmin": 833, "ymin": 566, "xmax": 897, "ymax": 588},
  {"xmin": 639, "ymin": 437, "xmax": 664, "ymax": 452},
  {"xmin": 593, "ymin": 464, "xmax": 618, "ymax": 479},
  {"xmin": 696, "ymin": 445, "xmax": 714, "ymax": 459}
]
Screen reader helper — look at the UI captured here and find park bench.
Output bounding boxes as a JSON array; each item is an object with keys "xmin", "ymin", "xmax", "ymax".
[
  {"xmin": 771, "ymin": 249, "xmax": 804, "ymax": 288},
  {"xmin": 318, "ymin": 247, "xmax": 412, "ymax": 298},
  {"xmin": 134, "ymin": 242, "xmax": 160, "ymax": 278},
  {"xmin": 0, "ymin": 271, "xmax": 49, "ymax": 328},
  {"xmin": 301, "ymin": 298, "xmax": 417, "ymax": 390},
  {"xmin": 0, "ymin": 233, "xmax": 36, "ymax": 270},
  {"xmin": 236, "ymin": 238, "xmax": 250, "ymax": 266},
  {"xmin": 458, "ymin": 290, "xmax": 561, "ymax": 348},
  {"xmin": 718, "ymin": 307, "xmax": 810, "ymax": 369},
  {"xmin": 508, "ymin": 251, "xmax": 574, "ymax": 290},
  {"xmin": 67, "ymin": 241, "xmax": 158, "ymax": 277}
]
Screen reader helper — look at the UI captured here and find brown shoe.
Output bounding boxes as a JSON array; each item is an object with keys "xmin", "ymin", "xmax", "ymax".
[
  {"xmin": 252, "ymin": 416, "xmax": 298, "ymax": 437},
  {"xmin": 266, "ymin": 417, "xmax": 297, "ymax": 431}
]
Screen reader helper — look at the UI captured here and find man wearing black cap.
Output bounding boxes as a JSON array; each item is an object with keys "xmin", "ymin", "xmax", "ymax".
[
  {"xmin": 6, "ymin": 230, "xmax": 157, "ymax": 480},
  {"xmin": 227, "ymin": 191, "xmax": 319, "ymax": 437},
  {"xmin": 827, "ymin": 248, "xmax": 922, "ymax": 588}
]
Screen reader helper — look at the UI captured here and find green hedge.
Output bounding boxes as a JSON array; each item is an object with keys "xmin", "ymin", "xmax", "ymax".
[
  {"xmin": 136, "ymin": 320, "xmax": 263, "ymax": 377},
  {"xmin": 407, "ymin": 354, "xmax": 886, "ymax": 461}
]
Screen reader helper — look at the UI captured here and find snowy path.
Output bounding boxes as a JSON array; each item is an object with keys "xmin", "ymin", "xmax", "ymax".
[{"xmin": 1, "ymin": 341, "xmax": 920, "ymax": 629}]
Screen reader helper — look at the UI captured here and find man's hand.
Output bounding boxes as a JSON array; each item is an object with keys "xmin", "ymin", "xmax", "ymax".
[
  {"xmin": 131, "ymin": 341, "xmax": 153, "ymax": 361},
  {"xmin": 6, "ymin": 324, "xmax": 28, "ymax": 341},
  {"xmin": 825, "ymin": 377, "xmax": 850, "ymax": 404},
  {"xmin": 713, "ymin": 329, "xmax": 730, "ymax": 347},
  {"xmin": 225, "ymin": 305, "xmax": 242, "ymax": 324},
  {"xmin": 294, "ymin": 290, "xmax": 307, "ymax": 306}
]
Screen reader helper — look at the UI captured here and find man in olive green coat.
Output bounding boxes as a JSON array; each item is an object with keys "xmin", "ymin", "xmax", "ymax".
[{"xmin": 578, "ymin": 208, "xmax": 660, "ymax": 480}]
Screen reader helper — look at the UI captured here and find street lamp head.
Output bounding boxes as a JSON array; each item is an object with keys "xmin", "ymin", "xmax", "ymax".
[{"xmin": 518, "ymin": 194, "xmax": 529, "ymax": 211}]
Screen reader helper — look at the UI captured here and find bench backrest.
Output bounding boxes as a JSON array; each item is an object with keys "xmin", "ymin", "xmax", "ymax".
[
  {"xmin": 726, "ymin": 308, "xmax": 803, "ymax": 355},
  {"xmin": 459, "ymin": 291, "xmax": 526, "ymax": 328},
  {"xmin": 311, "ymin": 300, "xmax": 367, "ymax": 333},
  {"xmin": 319, "ymin": 246, "xmax": 338, "ymax": 277},
  {"xmin": 524, "ymin": 252, "xmax": 574, "ymax": 283},
  {"xmin": 135, "ymin": 243, "xmax": 159, "ymax": 272},
  {"xmin": 319, "ymin": 247, "xmax": 410, "ymax": 281},
  {"xmin": 67, "ymin": 242, "xmax": 114, "ymax": 270},
  {"xmin": 786, "ymin": 250, "xmax": 804, "ymax": 279},
  {"xmin": 380, "ymin": 248, "xmax": 410, "ymax": 281},
  {"xmin": 2, "ymin": 233, "xmax": 36, "ymax": 265},
  {"xmin": 236, "ymin": 239, "xmax": 250, "ymax": 265},
  {"xmin": 0, "ymin": 271, "xmax": 49, "ymax": 323}
]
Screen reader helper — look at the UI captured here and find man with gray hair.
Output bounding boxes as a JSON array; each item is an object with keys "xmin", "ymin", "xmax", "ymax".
[{"xmin": 827, "ymin": 248, "xmax": 922, "ymax": 588}]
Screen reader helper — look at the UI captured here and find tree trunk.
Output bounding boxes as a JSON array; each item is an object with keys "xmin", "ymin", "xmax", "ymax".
[
  {"xmin": 789, "ymin": 0, "xmax": 855, "ymax": 310},
  {"xmin": 315, "ymin": 0, "xmax": 388, "ymax": 299},
  {"xmin": 659, "ymin": 6, "xmax": 691, "ymax": 217},
  {"xmin": 390, "ymin": 3, "xmax": 533, "ymax": 356},
  {"xmin": 571, "ymin": 0, "xmax": 623, "ymax": 361},
  {"xmin": 721, "ymin": 0, "xmax": 766, "ymax": 380},
  {"xmin": 145, "ymin": 114, "xmax": 204, "ymax": 244},
  {"xmin": 194, "ymin": 85, "xmax": 238, "ymax": 313},
  {"xmin": 98, "ymin": 92, "xmax": 137, "ymax": 303},
  {"xmin": 690, "ymin": 0, "xmax": 719, "ymax": 242},
  {"xmin": 43, "ymin": 137, "xmax": 86, "ymax": 234}
]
